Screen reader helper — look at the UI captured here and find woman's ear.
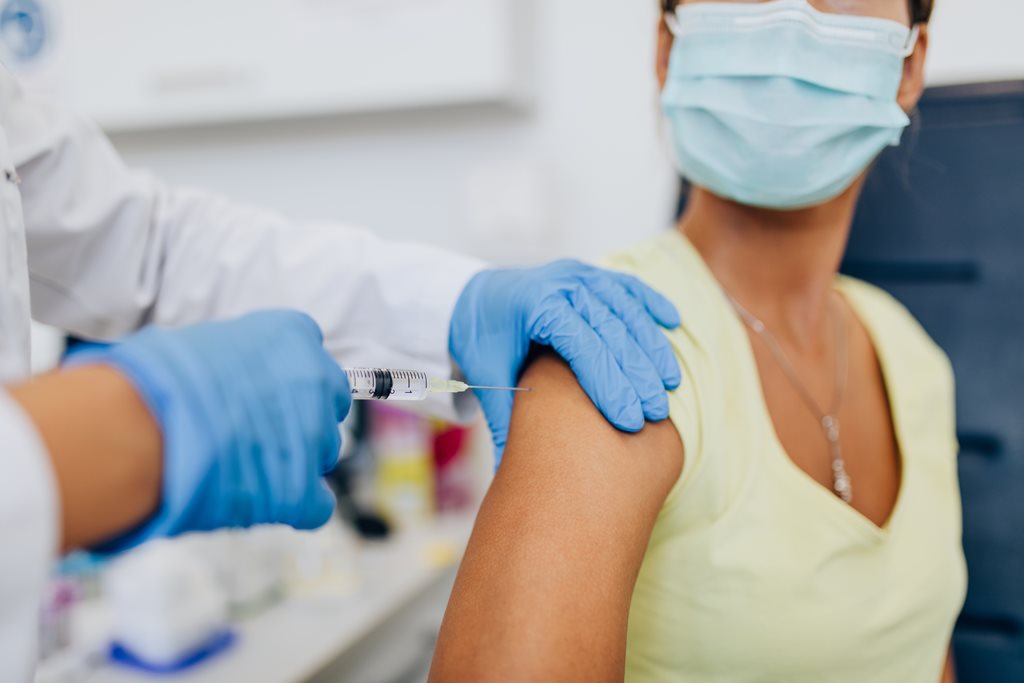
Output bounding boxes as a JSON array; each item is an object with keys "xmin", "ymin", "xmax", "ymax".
[
  {"xmin": 656, "ymin": 15, "xmax": 674, "ymax": 89},
  {"xmin": 897, "ymin": 24, "xmax": 929, "ymax": 113}
]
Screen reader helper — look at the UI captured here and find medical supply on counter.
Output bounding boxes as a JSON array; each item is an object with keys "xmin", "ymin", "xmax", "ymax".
[
  {"xmin": 56, "ymin": 552, "xmax": 107, "ymax": 600},
  {"xmin": 284, "ymin": 519, "xmax": 361, "ymax": 599},
  {"xmin": 38, "ymin": 580, "xmax": 78, "ymax": 660},
  {"xmin": 34, "ymin": 555, "xmax": 116, "ymax": 683},
  {"xmin": 183, "ymin": 528, "xmax": 288, "ymax": 618},
  {"xmin": 661, "ymin": 0, "xmax": 916, "ymax": 209},
  {"xmin": 372, "ymin": 404, "xmax": 437, "ymax": 529},
  {"xmin": 432, "ymin": 422, "xmax": 478, "ymax": 513},
  {"xmin": 344, "ymin": 367, "xmax": 527, "ymax": 401},
  {"xmin": 104, "ymin": 541, "xmax": 233, "ymax": 672}
]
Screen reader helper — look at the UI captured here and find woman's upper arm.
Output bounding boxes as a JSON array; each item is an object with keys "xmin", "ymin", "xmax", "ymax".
[{"xmin": 430, "ymin": 354, "xmax": 684, "ymax": 683}]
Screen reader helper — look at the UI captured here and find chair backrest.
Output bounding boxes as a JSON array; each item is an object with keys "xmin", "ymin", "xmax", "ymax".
[{"xmin": 846, "ymin": 80, "xmax": 1024, "ymax": 683}]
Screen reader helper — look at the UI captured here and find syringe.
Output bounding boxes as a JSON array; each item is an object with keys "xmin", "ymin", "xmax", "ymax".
[{"xmin": 344, "ymin": 368, "xmax": 528, "ymax": 402}]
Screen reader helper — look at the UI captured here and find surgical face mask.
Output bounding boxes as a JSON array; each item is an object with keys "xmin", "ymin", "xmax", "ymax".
[{"xmin": 661, "ymin": 0, "xmax": 918, "ymax": 210}]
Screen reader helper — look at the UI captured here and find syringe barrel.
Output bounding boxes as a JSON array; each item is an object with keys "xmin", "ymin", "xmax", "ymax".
[{"xmin": 344, "ymin": 368, "xmax": 431, "ymax": 401}]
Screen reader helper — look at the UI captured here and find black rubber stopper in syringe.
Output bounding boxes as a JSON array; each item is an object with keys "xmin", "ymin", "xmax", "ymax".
[{"xmin": 371, "ymin": 369, "xmax": 394, "ymax": 400}]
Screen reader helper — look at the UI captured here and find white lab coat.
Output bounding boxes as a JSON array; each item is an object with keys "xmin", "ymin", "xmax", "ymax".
[{"xmin": 0, "ymin": 66, "xmax": 484, "ymax": 680}]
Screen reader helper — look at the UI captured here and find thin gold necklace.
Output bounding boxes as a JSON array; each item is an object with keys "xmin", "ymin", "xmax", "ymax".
[{"xmin": 728, "ymin": 293, "xmax": 853, "ymax": 504}]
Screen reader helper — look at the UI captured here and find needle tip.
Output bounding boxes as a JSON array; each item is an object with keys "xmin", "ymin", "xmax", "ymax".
[{"xmin": 465, "ymin": 385, "xmax": 531, "ymax": 392}]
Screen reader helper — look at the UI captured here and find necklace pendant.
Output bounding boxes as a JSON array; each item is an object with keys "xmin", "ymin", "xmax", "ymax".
[
  {"xmin": 832, "ymin": 458, "xmax": 854, "ymax": 504},
  {"xmin": 823, "ymin": 415, "xmax": 852, "ymax": 503},
  {"xmin": 821, "ymin": 415, "xmax": 840, "ymax": 443},
  {"xmin": 728, "ymin": 295, "xmax": 854, "ymax": 506}
]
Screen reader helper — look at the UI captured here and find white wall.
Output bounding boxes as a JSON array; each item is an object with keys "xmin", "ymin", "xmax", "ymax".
[
  {"xmin": 107, "ymin": 0, "xmax": 679, "ymax": 267},
  {"xmin": 926, "ymin": 0, "xmax": 1024, "ymax": 86}
]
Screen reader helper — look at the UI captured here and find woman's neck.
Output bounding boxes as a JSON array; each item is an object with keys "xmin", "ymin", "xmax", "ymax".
[{"xmin": 681, "ymin": 182, "xmax": 863, "ymax": 350}]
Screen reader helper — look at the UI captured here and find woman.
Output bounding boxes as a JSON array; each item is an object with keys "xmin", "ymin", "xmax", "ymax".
[{"xmin": 429, "ymin": 1, "xmax": 964, "ymax": 681}]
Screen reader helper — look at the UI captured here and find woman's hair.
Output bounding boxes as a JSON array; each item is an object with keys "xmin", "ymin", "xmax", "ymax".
[{"xmin": 659, "ymin": 1, "xmax": 935, "ymax": 24}]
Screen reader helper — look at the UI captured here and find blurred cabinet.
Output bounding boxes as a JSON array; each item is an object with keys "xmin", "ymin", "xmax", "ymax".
[{"xmin": 47, "ymin": 0, "xmax": 531, "ymax": 131}]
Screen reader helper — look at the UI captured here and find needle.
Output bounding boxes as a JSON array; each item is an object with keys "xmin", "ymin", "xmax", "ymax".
[{"xmin": 465, "ymin": 385, "xmax": 531, "ymax": 392}]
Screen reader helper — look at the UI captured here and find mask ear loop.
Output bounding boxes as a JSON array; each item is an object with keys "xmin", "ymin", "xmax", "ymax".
[
  {"xmin": 902, "ymin": 24, "xmax": 920, "ymax": 57},
  {"xmin": 663, "ymin": 11, "xmax": 682, "ymax": 37}
]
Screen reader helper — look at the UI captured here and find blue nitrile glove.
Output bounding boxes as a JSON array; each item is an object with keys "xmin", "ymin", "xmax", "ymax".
[
  {"xmin": 67, "ymin": 310, "xmax": 350, "ymax": 551},
  {"xmin": 450, "ymin": 261, "xmax": 682, "ymax": 461}
]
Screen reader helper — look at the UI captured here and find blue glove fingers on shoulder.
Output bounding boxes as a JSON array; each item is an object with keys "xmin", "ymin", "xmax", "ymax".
[
  {"xmin": 581, "ymin": 273, "xmax": 683, "ymax": 392},
  {"xmin": 450, "ymin": 261, "xmax": 683, "ymax": 460},
  {"xmin": 567, "ymin": 286, "xmax": 670, "ymax": 423},
  {"xmin": 536, "ymin": 299, "xmax": 645, "ymax": 432},
  {"xmin": 613, "ymin": 272, "xmax": 682, "ymax": 330}
]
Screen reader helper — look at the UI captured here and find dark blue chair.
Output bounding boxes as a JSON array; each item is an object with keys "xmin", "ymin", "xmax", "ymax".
[{"xmin": 847, "ymin": 80, "xmax": 1024, "ymax": 683}]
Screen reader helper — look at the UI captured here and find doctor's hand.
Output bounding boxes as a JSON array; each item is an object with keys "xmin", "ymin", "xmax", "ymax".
[
  {"xmin": 68, "ymin": 311, "xmax": 350, "ymax": 551},
  {"xmin": 450, "ymin": 261, "xmax": 681, "ymax": 462}
]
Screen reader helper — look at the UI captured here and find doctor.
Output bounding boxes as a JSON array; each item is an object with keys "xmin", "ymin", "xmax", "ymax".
[{"xmin": 0, "ymin": 60, "xmax": 682, "ymax": 677}]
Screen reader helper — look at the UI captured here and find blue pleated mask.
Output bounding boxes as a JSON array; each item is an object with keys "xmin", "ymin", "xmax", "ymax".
[{"xmin": 661, "ymin": 0, "xmax": 918, "ymax": 210}]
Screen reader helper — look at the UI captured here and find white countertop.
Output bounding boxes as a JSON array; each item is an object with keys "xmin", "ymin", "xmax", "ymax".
[{"xmin": 78, "ymin": 515, "xmax": 475, "ymax": 683}]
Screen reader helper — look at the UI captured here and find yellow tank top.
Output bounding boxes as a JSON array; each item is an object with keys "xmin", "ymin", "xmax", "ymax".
[{"xmin": 604, "ymin": 231, "xmax": 967, "ymax": 683}]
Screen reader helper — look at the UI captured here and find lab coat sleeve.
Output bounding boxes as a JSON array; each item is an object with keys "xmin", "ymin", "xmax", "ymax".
[
  {"xmin": 7, "ymin": 89, "xmax": 486, "ymax": 421},
  {"xmin": 0, "ymin": 391, "xmax": 58, "ymax": 680}
]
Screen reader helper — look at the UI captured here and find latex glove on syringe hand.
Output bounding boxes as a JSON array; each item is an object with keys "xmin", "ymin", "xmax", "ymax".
[
  {"xmin": 449, "ymin": 260, "xmax": 682, "ymax": 463},
  {"xmin": 67, "ymin": 311, "xmax": 350, "ymax": 551}
]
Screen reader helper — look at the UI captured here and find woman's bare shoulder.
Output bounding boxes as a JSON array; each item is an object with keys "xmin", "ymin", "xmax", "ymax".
[
  {"xmin": 429, "ymin": 353, "xmax": 683, "ymax": 683},
  {"xmin": 508, "ymin": 353, "xmax": 684, "ymax": 485}
]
